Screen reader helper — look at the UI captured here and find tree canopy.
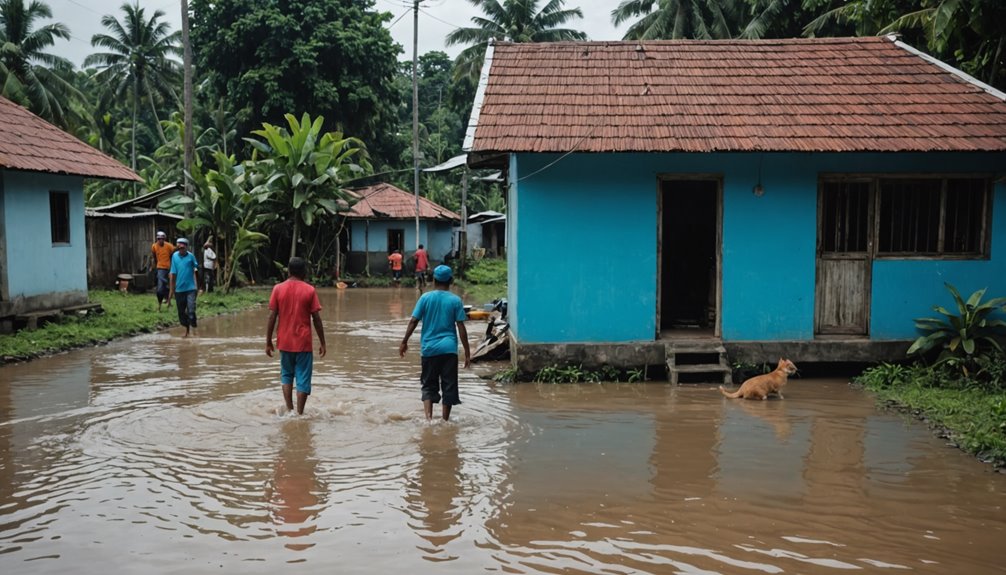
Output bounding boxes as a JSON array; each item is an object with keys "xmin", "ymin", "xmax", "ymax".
[{"xmin": 190, "ymin": 0, "xmax": 401, "ymax": 165}]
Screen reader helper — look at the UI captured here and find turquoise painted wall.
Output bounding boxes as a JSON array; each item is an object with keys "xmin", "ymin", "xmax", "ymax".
[
  {"xmin": 348, "ymin": 219, "xmax": 456, "ymax": 260},
  {"xmin": 1, "ymin": 171, "xmax": 86, "ymax": 298},
  {"xmin": 511, "ymin": 152, "xmax": 1006, "ymax": 343}
]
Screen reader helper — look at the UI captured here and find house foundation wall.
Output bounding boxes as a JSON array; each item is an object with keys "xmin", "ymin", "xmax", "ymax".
[
  {"xmin": 0, "ymin": 289, "xmax": 88, "ymax": 318},
  {"xmin": 511, "ymin": 336, "xmax": 914, "ymax": 376}
]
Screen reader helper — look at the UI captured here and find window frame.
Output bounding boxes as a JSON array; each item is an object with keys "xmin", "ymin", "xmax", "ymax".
[
  {"xmin": 819, "ymin": 174, "xmax": 993, "ymax": 261},
  {"xmin": 49, "ymin": 190, "xmax": 71, "ymax": 246}
]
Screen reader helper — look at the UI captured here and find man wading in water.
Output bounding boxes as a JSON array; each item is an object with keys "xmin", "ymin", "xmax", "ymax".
[
  {"xmin": 266, "ymin": 257, "xmax": 327, "ymax": 415},
  {"xmin": 399, "ymin": 265, "xmax": 471, "ymax": 421}
]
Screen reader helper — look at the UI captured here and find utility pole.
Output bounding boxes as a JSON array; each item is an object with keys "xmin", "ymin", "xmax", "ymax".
[
  {"xmin": 181, "ymin": 0, "xmax": 194, "ymax": 198},
  {"xmin": 412, "ymin": 0, "xmax": 421, "ymax": 252}
]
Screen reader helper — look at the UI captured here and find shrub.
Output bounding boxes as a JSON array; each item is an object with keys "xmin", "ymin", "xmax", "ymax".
[{"xmin": 908, "ymin": 283, "xmax": 1006, "ymax": 379}]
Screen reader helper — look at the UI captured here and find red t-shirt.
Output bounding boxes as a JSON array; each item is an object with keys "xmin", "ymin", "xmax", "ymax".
[
  {"xmin": 414, "ymin": 248, "xmax": 429, "ymax": 272},
  {"xmin": 269, "ymin": 278, "xmax": 322, "ymax": 352}
]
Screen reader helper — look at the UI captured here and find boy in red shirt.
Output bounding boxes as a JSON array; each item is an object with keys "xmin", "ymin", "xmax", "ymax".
[{"xmin": 266, "ymin": 257, "xmax": 327, "ymax": 415}]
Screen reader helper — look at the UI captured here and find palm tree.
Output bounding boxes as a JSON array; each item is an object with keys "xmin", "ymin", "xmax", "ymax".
[
  {"xmin": 446, "ymin": 0, "xmax": 587, "ymax": 81},
  {"xmin": 0, "ymin": 0, "xmax": 83, "ymax": 128},
  {"xmin": 84, "ymin": 2, "xmax": 181, "ymax": 172},
  {"xmin": 611, "ymin": 0, "xmax": 744, "ymax": 40}
]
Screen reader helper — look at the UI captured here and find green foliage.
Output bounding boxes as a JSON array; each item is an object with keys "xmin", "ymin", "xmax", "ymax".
[
  {"xmin": 907, "ymin": 283, "xmax": 1006, "ymax": 378},
  {"xmin": 0, "ymin": 0, "xmax": 84, "ymax": 129},
  {"xmin": 84, "ymin": 2, "xmax": 181, "ymax": 171},
  {"xmin": 191, "ymin": 0, "xmax": 401, "ymax": 164},
  {"xmin": 245, "ymin": 112, "xmax": 371, "ymax": 260},
  {"xmin": 463, "ymin": 258, "xmax": 507, "ymax": 285},
  {"xmin": 492, "ymin": 365, "xmax": 519, "ymax": 383},
  {"xmin": 0, "ymin": 289, "xmax": 266, "ymax": 363},
  {"xmin": 532, "ymin": 363, "xmax": 649, "ymax": 383},
  {"xmin": 447, "ymin": 0, "xmax": 587, "ymax": 83},
  {"xmin": 855, "ymin": 358, "xmax": 1006, "ymax": 467},
  {"xmin": 162, "ymin": 151, "xmax": 270, "ymax": 291}
]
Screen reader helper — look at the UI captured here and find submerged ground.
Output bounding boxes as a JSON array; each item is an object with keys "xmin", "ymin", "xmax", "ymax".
[{"xmin": 0, "ymin": 288, "xmax": 1003, "ymax": 574}]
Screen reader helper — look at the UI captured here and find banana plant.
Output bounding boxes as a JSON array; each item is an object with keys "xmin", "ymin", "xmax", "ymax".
[
  {"xmin": 244, "ymin": 113, "xmax": 369, "ymax": 260},
  {"xmin": 161, "ymin": 151, "xmax": 269, "ymax": 292}
]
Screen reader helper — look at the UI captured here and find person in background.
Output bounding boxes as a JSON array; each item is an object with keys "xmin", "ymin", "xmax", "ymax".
[
  {"xmin": 202, "ymin": 238, "xmax": 217, "ymax": 293},
  {"xmin": 399, "ymin": 265, "xmax": 471, "ymax": 421},
  {"xmin": 388, "ymin": 249, "xmax": 403, "ymax": 284},
  {"xmin": 412, "ymin": 243, "xmax": 429, "ymax": 290},
  {"xmin": 151, "ymin": 230, "xmax": 174, "ymax": 312},
  {"xmin": 266, "ymin": 257, "xmax": 327, "ymax": 415},
  {"xmin": 168, "ymin": 238, "xmax": 199, "ymax": 337}
]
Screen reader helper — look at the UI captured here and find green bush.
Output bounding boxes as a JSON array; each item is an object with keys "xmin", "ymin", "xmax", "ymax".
[
  {"xmin": 908, "ymin": 283, "xmax": 1006, "ymax": 380},
  {"xmin": 463, "ymin": 258, "xmax": 507, "ymax": 285}
]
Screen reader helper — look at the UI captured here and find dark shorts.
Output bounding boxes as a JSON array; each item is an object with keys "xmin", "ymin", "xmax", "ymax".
[
  {"xmin": 420, "ymin": 354, "xmax": 460, "ymax": 405},
  {"xmin": 393, "ymin": 269, "xmax": 402, "ymax": 280}
]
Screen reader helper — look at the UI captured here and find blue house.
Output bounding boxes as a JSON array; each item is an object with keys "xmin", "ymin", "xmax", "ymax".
[
  {"xmin": 344, "ymin": 183, "xmax": 460, "ymax": 275},
  {"xmin": 0, "ymin": 96, "xmax": 140, "ymax": 325},
  {"xmin": 463, "ymin": 37, "xmax": 1006, "ymax": 376}
]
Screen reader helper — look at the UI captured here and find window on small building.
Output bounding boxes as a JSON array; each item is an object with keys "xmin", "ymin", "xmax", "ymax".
[
  {"xmin": 50, "ymin": 191, "xmax": 70, "ymax": 244},
  {"xmin": 821, "ymin": 181, "xmax": 870, "ymax": 253},
  {"xmin": 821, "ymin": 176, "xmax": 991, "ymax": 259},
  {"xmin": 877, "ymin": 177, "xmax": 989, "ymax": 256}
]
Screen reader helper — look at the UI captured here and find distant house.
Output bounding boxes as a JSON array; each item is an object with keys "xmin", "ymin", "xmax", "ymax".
[
  {"xmin": 464, "ymin": 37, "xmax": 1006, "ymax": 375},
  {"xmin": 86, "ymin": 184, "xmax": 184, "ymax": 289},
  {"xmin": 466, "ymin": 210, "xmax": 506, "ymax": 257},
  {"xmin": 0, "ymin": 96, "xmax": 141, "ymax": 321},
  {"xmin": 344, "ymin": 183, "xmax": 460, "ymax": 274}
]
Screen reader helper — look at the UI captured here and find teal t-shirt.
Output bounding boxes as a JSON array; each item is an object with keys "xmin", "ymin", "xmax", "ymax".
[
  {"xmin": 411, "ymin": 289, "xmax": 466, "ymax": 357},
  {"xmin": 169, "ymin": 251, "xmax": 199, "ymax": 292}
]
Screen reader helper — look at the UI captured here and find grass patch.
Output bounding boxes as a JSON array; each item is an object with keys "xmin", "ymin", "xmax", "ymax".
[
  {"xmin": 0, "ymin": 288, "xmax": 267, "ymax": 363},
  {"xmin": 855, "ymin": 362, "xmax": 1006, "ymax": 468},
  {"xmin": 458, "ymin": 258, "xmax": 506, "ymax": 303}
]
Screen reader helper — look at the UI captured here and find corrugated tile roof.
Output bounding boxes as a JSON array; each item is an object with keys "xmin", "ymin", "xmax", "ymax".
[
  {"xmin": 467, "ymin": 37, "xmax": 1006, "ymax": 154},
  {"xmin": 346, "ymin": 182, "xmax": 460, "ymax": 221},
  {"xmin": 0, "ymin": 96, "xmax": 141, "ymax": 181}
]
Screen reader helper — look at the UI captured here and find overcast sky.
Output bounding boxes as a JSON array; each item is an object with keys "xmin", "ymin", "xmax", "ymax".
[{"xmin": 46, "ymin": 0, "xmax": 629, "ymax": 68}]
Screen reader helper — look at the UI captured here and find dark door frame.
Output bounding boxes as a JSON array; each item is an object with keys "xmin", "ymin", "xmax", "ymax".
[{"xmin": 656, "ymin": 174, "xmax": 723, "ymax": 339}]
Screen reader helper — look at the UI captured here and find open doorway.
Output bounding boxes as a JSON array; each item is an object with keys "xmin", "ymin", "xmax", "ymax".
[
  {"xmin": 660, "ymin": 179, "xmax": 720, "ymax": 335},
  {"xmin": 387, "ymin": 229, "xmax": 404, "ymax": 254}
]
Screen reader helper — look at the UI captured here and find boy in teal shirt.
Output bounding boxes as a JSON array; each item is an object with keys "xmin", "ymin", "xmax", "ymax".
[{"xmin": 399, "ymin": 265, "xmax": 471, "ymax": 421}]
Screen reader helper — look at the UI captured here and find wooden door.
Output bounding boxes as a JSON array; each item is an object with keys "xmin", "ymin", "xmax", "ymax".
[{"xmin": 815, "ymin": 181, "xmax": 872, "ymax": 335}]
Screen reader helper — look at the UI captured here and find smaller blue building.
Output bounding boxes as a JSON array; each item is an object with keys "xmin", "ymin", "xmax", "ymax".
[
  {"xmin": 464, "ymin": 37, "xmax": 1006, "ymax": 373},
  {"xmin": 0, "ymin": 96, "xmax": 140, "ymax": 322},
  {"xmin": 344, "ymin": 183, "xmax": 460, "ymax": 275}
]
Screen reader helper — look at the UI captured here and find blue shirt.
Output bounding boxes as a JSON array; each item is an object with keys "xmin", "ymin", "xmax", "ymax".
[
  {"xmin": 169, "ymin": 251, "xmax": 199, "ymax": 292},
  {"xmin": 411, "ymin": 289, "xmax": 466, "ymax": 357}
]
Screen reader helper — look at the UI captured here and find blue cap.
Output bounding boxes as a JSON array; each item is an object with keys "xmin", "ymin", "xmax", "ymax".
[{"xmin": 433, "ymin": 265, "xmax": 452, "ymax": 282}]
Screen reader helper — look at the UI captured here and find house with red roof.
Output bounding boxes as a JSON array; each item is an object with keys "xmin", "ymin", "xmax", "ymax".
[
  {"xmin": 464, "ymin": 36, "xmax": 1006, "ymax": 377},
  {"xmin": 0, "ymin": 96, "xmax": 141, "ymax": 324},
  {"xmin": 344, "ymin": 183, "xmax": 460, "ymax": 275}
]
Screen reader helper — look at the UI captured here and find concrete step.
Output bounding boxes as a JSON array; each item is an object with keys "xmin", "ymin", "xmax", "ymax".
[{"xmin": 672, "ymin": 363, "xmax": 731, "ymax": 373}]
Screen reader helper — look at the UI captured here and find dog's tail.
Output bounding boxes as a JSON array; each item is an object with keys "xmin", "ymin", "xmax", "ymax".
[{"xmin": 719, "ymin": 385, "xmax": 742, "ymax": 399}]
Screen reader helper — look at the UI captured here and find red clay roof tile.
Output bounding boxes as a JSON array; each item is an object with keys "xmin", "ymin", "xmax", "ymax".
[
  {"xmin": 346, "ymin": 183, "xmax": 460, "ymax": 221},
  {"xmin": 467, "ymin": 37, "xmax": 1006, "ymax": 154},
  {"xmin": 0, "ymin": 96, "xmax": 140, "ymax": 181}
]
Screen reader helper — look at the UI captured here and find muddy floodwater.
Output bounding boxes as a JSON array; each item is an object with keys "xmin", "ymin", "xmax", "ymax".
[{"xmin": 1, "ymin": 288, "xmax": 1004, "ymax": 574}]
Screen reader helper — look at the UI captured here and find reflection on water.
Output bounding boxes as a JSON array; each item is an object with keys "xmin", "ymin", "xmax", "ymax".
[{"xmin": 0, "ymin": 288, "xmax": 1004, "ymax": 574}]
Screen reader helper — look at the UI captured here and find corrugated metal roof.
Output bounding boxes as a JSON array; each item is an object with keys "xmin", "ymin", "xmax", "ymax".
[
  {"xmin": 346, "ymin": 183, "xmax": 460, "ymax": 221},
  {"xmin": 466, "ymin": 36, "xmax": 1006, "ymax": 154},
  {"xmin": 0, "ymin": 96, "xmax": 141, "ymax": 181}
]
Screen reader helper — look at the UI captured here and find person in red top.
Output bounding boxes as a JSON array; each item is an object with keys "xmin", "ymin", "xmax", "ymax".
[
  {"xmin": 387, "ymin": 249, "xmax": 403, "ymax": 283},
  {"xmin": 412, "ymin": 244, "xmax": 429, "ymax": 290},
  {"xmin": 266, "ymin": 257, "xmax": 327, "ymax": 415}
]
